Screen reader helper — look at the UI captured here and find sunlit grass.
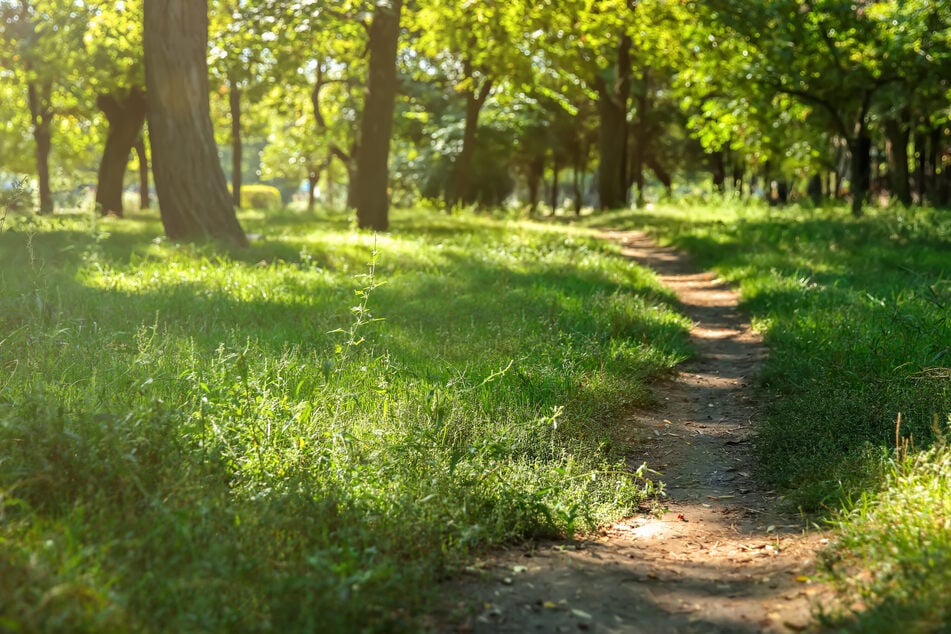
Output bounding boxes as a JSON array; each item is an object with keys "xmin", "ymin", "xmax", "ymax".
[
  {"xmin": 582, "ymin": 200, "xmax": 950, "ymax": 631},
  {"xmin": 0, "ymin": 206, "xmax": 690, "ymax": 632}
]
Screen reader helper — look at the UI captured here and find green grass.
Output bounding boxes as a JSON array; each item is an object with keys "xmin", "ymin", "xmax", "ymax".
[
  {"xmin": 583, "ymin": 201, "xmax": 950, "ymax": 631},
  {"xmin": 0, "ymin": 206, "xmax": 691, "ymax": 632}
]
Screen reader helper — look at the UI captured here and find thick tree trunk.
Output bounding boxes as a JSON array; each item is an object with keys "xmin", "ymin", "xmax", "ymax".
[
  {"xmin": 27, "ymin": 82, "xmax": 53, "ymax": 215},
  {"xmin": 143, "ymin": 0, "xmax": 247, "ymax": 246},
  {"xmin": 595, "ymin": 36, "xmax": 632, "ymax": 211},
  {"xmin": 134, "ymin": 134, "xmax": 150, "ymax": 209},
  {"xmin": 96, "ymin": 89, "xmax": 147, "ymax": 217},
  {"xmin": 230, "ymin": 83, "xmax": 242, "ymax": 208},
  {"xmin": 353, "ymin": 0, "xmax": 403, "ymax": 231},
  {"xmin": 884, "ymin": 118, "xmax": 911, "ymax": 206},
  {"xmin": 850, "ymin": 131, "xmax": 871, "ymax": 217}
]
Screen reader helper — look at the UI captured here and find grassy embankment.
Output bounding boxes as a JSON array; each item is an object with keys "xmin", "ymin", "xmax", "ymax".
[
  {"xmin": 0, "ymin": 207, "xmax": 690, "ymax": 632},
  {"xmin": 588, "ymin": 202, "xmax": 950, "ymax": 631}
]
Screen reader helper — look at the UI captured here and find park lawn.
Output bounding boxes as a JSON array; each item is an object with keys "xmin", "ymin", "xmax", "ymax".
[
  {"xmin": 0, "ymin": 207, "xmax": 691, "ymax": 632},
  {"xmin": 586, "ymin": 202, "xmax": 951, "ymax": 631}
]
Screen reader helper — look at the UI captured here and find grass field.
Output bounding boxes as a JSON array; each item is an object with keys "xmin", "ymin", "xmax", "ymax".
[
  {"xmin": 587, "ymin": 201, "xmax": 951, "ymax": 630},
  {"xmin": 0, "ymin": 207, "xmax": 691, "ymax": 632}
]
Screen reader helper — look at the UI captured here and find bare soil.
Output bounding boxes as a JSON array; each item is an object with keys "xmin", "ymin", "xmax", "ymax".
[{"xmin": 433, "ymin": 231, "xmax": 831, "ymax": 634}]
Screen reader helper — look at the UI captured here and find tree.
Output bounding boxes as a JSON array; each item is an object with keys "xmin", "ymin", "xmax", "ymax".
[
  {"xmin": 353, "ymin": 0, "xmax": 403, "ymax": 230},
  {"xmin": 143, "ymin": 0, "xmax": 247, "ymax": 246}
]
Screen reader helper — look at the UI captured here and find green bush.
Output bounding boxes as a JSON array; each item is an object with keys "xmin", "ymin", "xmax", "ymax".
[{"xmin": 239, "ymin": 184, "xmax": 282, "ymax": 210}]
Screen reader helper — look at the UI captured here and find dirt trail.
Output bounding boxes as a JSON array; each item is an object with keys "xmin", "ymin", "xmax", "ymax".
[{"xmin": 436, "ymin": 231, "xmax": 830, "ymax": 633}]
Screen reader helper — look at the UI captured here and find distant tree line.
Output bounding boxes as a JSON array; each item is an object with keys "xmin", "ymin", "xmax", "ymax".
[{"xmin": 1, "ymin": 0, "xmax": 948, "ymax": 243}]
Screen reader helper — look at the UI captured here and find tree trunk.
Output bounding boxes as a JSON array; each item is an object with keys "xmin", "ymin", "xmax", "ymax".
[
  {"xmin": 884, "ymin": 118, "xmax": 911, "ymax": 206},
  {"xmin": 96, "ymin": 89, "xmax": 147, "ymax": 217},
  {"xmin": 447, "ymin": 61, "xmax": 492, "ymax": 210},
  {"xmin": 550, "ymin": 155, "xmax": 560, "ymax": 212},
  {"xmin": 307, "ymin": 169, "xmax": 318, "ymax": 211},
  {"xmin": 646, "ymin": 156, "xmax": 672, "ymax": 197},
  {"xmin": 572, "ymin": 152, "xmax": 584, "ymax": 216},
  {"xmin": 850, "ymin": 131, "xmax": 871, "ymax": 217},
  {"xmin": 595, "ymin": 34, "xmax": 632, "ymax": 211},
  {"xmin": 143, "ymin": 0, "xmax": 247, "ymax": 246},
  {"xmin": 914, "ymin": 129, "xmax": 927, "ymax": 204},
  {"xmin": 27, "ymin": 82, "xmax": 54, "ymax": 215},
  {"xmin": 710, "ymin": 150, "xmax": 726, "ymax": 193},
  {"xmin": 230, "ymin": 82, "xmax": 243, "ymax": 208},
  {"xmin": 134, "ymin": 134, "xmax": 150, "ymax": 209},
  {"xmin": 353, "ymin": 0, "xmax": 403, "ymax": 231},
  {"xmin": 526, "ymin": 154, "xmax": 544, "ymax": 216}
]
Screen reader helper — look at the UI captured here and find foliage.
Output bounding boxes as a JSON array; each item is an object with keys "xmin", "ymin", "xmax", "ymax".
[
  {"xmin": 0, "ymin": 207, "xmax": 690, "ymax": 631},
  {"xmin": 238, "ymin": 183, "xmax": 282, "ymax": 209}
]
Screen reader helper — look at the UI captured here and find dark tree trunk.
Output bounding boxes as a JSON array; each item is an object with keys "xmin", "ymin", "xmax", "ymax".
[
  {"xmin": 230, "ymin": 82, "xmax": 243, "ymax": 208},
  {"xmin": 884, "ymin": 118, "xmax": 911, "ymax": 206},
  {"xmin": 572, "ymin": 152, "xmax": 584, "ymax": 216},
  {"xmin": 914, "ymin": 129, "xmax": 927, "ymax": 204},
  {"xmin": 448, "ymin": 60, "xmax": 492, "ymax": 210},
  {"xmin": 807, "ymin": 173, "xmax": 823, "ymax": 206},
  {"xmin": 134, "ymin": 134, "xmax": 150, "ymax": 209},
  {"xmin": 27, "ymin": 82, "xmax": 53, "ymax": 215},
  {"xmin": 550, "ymin": 155, "xmax": 560, "ymax": 212},
  {"xmin": 526, "ymin": 155, "xmax": 544, "ymax": 216},
  {"xmin": 850, "ymin": 131, "xmax": 872, "ymax": 217},
  {"xmin": 629, "ymin": 68, "xmax": 651, "ymax": 208},
  {"xmin": 646, "ymin": 156, "xmax": 672, "ymax": 198},
  {"xmin": 732, "ymin": 164, "xmax": 744, "ymax": 197},
  {"xmin": 596, "ymin": 34, "xmax": 632, "ymax": 210},
  {"xmin": 143, "ymin": 0, "xmax": 247, "ymax": 246},
  {"xmin": 353, "ymin": 0, "xmax": 403, "ymax": 231},
  {"xmin": 710, "ymin": 150, "xmax": 726, "ymax": 193},
  {"xmin": 96, "ymin": 88, "xmax": 147, "ymax": 217}
]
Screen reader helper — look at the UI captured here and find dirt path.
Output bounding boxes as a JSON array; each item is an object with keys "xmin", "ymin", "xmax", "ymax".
[{"xmin": 435, "ymin": 231, "xmax": 829, "ymax": 633}]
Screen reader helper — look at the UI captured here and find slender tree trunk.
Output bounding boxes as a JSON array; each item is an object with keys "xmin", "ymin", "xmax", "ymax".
[
  {"xmin": 550, "ymin": 155, "xmax": 560, "ymax": 212},
  {"xmin": 27, "ymin": 82, "xmax": 53, "ymax": 215},
  {"xmin": 143, "ymin": 0, "xmax": 247, "ymax": 246},
  {"xmin": 850, "ymin": 131, "xmax": 871, "ymax": 217},
  {"xmin": 353, "ymin": 0, "xmax": 403, "ymax": 231},
  {"xmin": 914, "ymin": 129, "xmax": 927, "ymax": 204},
  {"xmin": 448, "ymin": 62, "xmax": 492, "ymax": 210},
  {"xmin": 595, "ymin": 34, "xmax": 632, "ymax": 210},
  {"xmin": 710, "ymin": 150, "xmax": 726, "ymax": 193},
  {"xmin": 732, "ymin": 164, "xmax": 744, "ymax": 197},
  {"xmin": 230, "ymin": 82, "xmax": 243, "ymax": 208},
  {"xmin": 884, "ymin": 118, "xmax": 911, "ymax": 206},
  {"xmin": 134, "ymin": 134, "xmax": 150, "ymax": 209},
  {"xmin": 526, "ymin": 155, "xmax": 543, "ymax": 216},
  {"xmin": 646, "ymin": 156, "xmax": 672, "ymax": 198},
  {"xmin": 573, "ymin": 153, "xmax": 583, "ymax": 216},
  {"xmin": 96, "ymin": 89, "xmax": 147, "ymax": 217},
  {"xmin": 306, "ymin": 170, "xmax": 318, "ymax": 211}
]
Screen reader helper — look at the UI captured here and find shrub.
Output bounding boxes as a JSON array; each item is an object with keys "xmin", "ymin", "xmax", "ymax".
[{"xmin": 239, "ymin": 184, "xmax": 282, "ymax": 210}]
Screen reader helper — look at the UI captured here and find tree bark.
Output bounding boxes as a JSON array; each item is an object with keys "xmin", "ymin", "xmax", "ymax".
[
  {"xmin": 595, "ymin": 34, "xmax": 632, "ymax": 210},
  {"xmin": 710, "ymin": 150, "xmax": 726, "ymax": 193},
  {"xmin": 230, "ymin": 82, "xmax": 243, "ymax": 208},
  {"xmin": 143, "ymin": 0, "xmax": 247, "ymax": 246},
  {"xmin": 96, "ymin": 88, "xmax": 147, "ymax": 217},
  {"xmin": 550, "ymin": 154, "xmax": 560, "ymax": 212},
  {"xmin": 27, "ymin": 81, "xmax": 54, "ymax": 215},
  {"xmin": 353, "ymin": 0, "xmax": 403, "ymax": 231},
  {"xmin": 884, "ymin": 118, "xmax": 911, "ymax": 206},
  {"xmin": 134, "ymin": 134, "xmax": 150, "ymax": 209},
  {"xmin": 850, "ymin": 131, "xmax": 871, "ymax": 217},
  {"xmin": 447, "ymin": 60, "xmax": 492, "ymax": 210}
]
